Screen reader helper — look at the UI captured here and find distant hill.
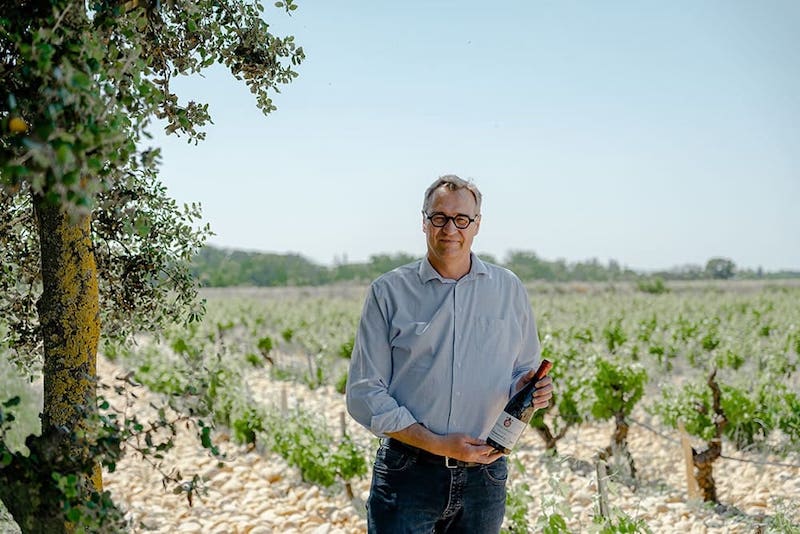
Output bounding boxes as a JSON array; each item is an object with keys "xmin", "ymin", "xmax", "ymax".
[
  {"xmin": 191, "ymin": 247, "xmax": 419, "ymax": 287},
  {"xmin": 191, "ymin": 246, "xmax": 799, "ymax": 287}
]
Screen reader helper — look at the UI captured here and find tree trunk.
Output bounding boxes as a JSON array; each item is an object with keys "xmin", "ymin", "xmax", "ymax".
[
  {"xmin": 39, "ymin": 195, "xmax": 103, "ymax": 524},
  {"xmin": 1, "ymin": 196, "xmax": 102, "ymax": 533},
  {"xmin": 692, "ymin": 369, "xmax": 727, "ymax": 503},
  {"xmin": 597, "ymin": 412, "xmax": 637, "ymax": 484},
  {"xmin": 534, "ymin": 424, "xmax": 558, "ymax": 453},
  {"xmin": 694, "ymin": 439, "xmax": 722, "ymax": 503}
]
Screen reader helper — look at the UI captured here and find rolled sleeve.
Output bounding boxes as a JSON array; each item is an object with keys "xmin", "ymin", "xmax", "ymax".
[
  {"xmin": 369, "ymin": 403, "xmax": 417, "ymax": 437},
  {"xmin": 346, "ymin": 284, "xmax": 418, "ymax": 437}
]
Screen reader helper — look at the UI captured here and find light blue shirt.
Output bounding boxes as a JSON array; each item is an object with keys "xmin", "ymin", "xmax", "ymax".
[{"xmin": 346, "ymin": 253, "xmax": 541, "ymax": 440}]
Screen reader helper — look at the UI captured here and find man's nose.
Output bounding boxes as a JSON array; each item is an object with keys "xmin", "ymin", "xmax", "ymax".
[{"xmin": 441, "ymin": 219, "xmax": 459, "ymax": 232}]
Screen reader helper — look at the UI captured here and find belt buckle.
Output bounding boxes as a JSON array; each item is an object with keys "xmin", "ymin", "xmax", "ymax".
[{"xmin": 445, "ymin": 456, "xmax": 459, "ymax": 469}]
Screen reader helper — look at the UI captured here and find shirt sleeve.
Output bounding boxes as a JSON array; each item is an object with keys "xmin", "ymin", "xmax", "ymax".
[
  {"xmin": 508, "ymin": 277, "xmax": 541, "ymax": 398},
  {"xmin": 346, "ymin": 283, "xmax": 417, "ymax": 437}
]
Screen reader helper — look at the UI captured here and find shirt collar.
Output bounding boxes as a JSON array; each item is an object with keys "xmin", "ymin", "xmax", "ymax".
[{"xmin": 418, "ymin": 252, "xmax": 489, "ymax": 283}]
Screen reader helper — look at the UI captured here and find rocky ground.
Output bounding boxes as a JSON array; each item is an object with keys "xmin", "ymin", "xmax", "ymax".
[{"xmin": 93, "ymin": 354, "xmax": 800, "ymax": 534}]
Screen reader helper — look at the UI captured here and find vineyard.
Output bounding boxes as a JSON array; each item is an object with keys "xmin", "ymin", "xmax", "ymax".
[{"xmin": 2, "ymin": 280, "xmax": 799, "ymax": 533}]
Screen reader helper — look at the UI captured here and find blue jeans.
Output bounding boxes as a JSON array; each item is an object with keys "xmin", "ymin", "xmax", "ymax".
[{"xmin": 367, "ymin": 441, "xmax": 508, "ymax": 533}]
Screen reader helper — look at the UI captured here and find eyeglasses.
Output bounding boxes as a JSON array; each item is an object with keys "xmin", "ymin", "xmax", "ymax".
[{"xmin": 424, "ymin": 211, "xmax": 479, "ymax": 229}]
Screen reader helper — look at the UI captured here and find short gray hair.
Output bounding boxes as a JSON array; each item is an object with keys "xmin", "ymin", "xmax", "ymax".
[{"xmin": 422, "ymin": 175, "xmax": 482, "ymax": 214}]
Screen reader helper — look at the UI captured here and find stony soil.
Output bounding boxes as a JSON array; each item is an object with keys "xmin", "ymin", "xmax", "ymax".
[{"xmin": 93, "ymin": 354, "xmax": 800, "ymax": 534}]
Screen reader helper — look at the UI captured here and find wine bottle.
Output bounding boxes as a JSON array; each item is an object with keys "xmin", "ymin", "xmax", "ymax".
[{"xmin": 486, "ymin": 359, "xmax": 552, "ymax": 454}]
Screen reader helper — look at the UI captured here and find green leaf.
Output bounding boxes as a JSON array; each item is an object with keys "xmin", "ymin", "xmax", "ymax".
[
  {"xmin": 2, "ymin": 396, "xmax": 21, "ymax": 408},
  {"xmin": 200, "ymin": 426, "xmax": 212, "ymax": 448},
  {"xmin": 56, "ymin": 144, "xmax": 74, "ymax": 165},
  {"xmin": 66, "ymin": 508, "xmax": 82, "ymax": 523}
]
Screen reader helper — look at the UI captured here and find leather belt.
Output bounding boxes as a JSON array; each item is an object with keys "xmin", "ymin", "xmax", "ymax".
[{"xmin": 383, "ymin": 438, "xmax": 480, "ymax": 469}]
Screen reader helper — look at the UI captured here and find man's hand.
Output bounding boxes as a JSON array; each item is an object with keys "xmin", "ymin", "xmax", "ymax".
[
  {"xmin": 514, "ymin": 371, "xmax": 554, "ymax": 411},
  {"xmin": 435, "ymin": 433, "xmax": 504, "ymax": 464},
  {"xmin": 387, "ymin": 424, "xmax": 503, "ymax": 464}
]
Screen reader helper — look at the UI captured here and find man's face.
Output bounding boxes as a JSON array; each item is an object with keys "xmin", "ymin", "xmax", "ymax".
[{"xmin": 423, "ymin": 187, "xmax": 481, "ymax": 267}]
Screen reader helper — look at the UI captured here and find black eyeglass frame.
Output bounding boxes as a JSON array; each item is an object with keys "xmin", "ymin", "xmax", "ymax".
[{"xmin": 423, "ymin": 211, "xmax": 480, "ymax": 229}]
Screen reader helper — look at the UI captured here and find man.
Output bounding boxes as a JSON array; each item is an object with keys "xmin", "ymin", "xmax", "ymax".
[{"xmin": 346, "ymin": 175, "xmax": 553, "ymax": 533}]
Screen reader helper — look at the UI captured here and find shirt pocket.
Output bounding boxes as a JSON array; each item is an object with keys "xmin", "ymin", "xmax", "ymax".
[{"xmin": 474, "ymin": 316, "xmax": 520, "ymax": 360}]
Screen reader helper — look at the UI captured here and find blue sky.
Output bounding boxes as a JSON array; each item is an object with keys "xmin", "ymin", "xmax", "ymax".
[{"xmin": 150, "ymin": 1, "xmax": 800, "ymax": 272}]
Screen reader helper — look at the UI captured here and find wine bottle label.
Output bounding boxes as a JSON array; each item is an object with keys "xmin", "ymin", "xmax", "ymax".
[{"xmin": 487, "ymin": 411, "xmax": 527, "ymax": 450}]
